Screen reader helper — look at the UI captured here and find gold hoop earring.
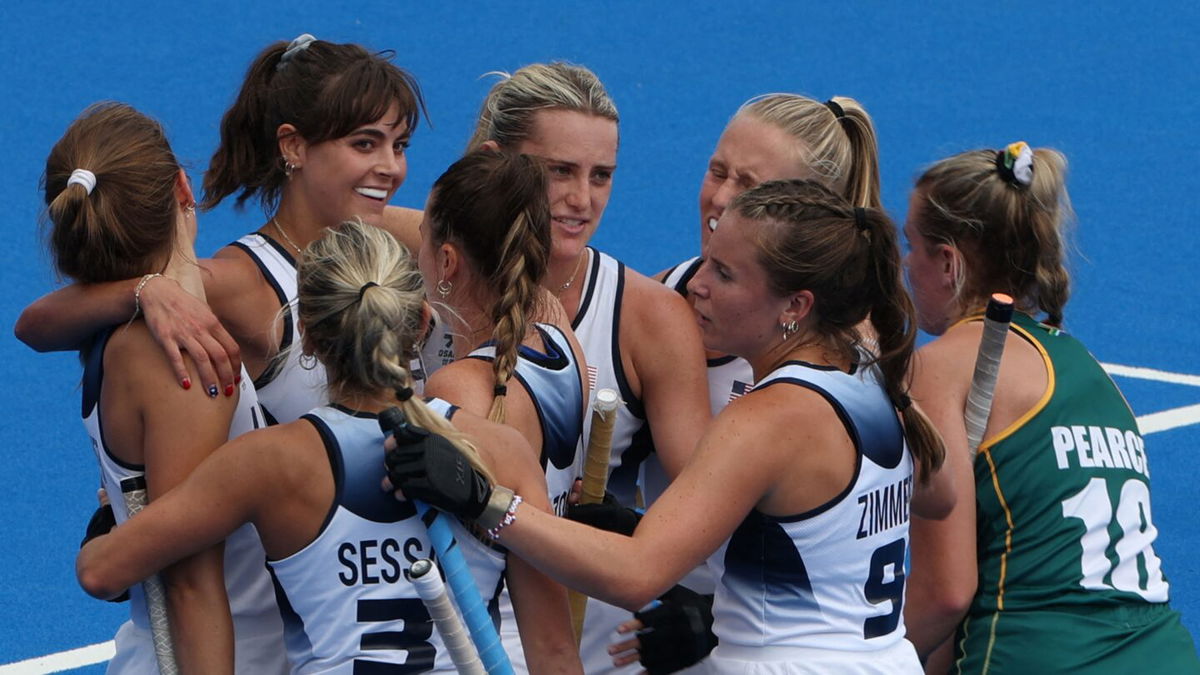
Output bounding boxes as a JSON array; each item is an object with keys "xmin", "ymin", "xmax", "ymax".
[{"xmin": 436, "ymin": 279, "xmax": 452, "ymax": 300}]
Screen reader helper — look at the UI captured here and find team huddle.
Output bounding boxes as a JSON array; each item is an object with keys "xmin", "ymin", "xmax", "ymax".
[{"xmin": 17, "ymin": 34, "xmax": 1200, "ymax": 674}]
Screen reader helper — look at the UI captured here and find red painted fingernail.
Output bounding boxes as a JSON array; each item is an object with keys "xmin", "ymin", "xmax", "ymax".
[
  {"xmin": 181, "ymin": 377, "xmax": 192, "ymax": 390},
  {"xmin": 225, "ymin": 384, "xmax": 235, "ymax": 397},
  {"xmin": 234, "ymin": 373, "xmax": 242, "ymax": 384}
]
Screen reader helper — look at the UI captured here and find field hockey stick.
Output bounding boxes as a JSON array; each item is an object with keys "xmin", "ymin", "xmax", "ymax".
[
  {"xmin": 410, "ymin": 558, "xmax": 486, "ymax": 675},
  {"xmin": 379, "ymin": 409, "xmax": 514, "ymax": 675},
  {"xmin": 964, "ymin": 293, "xmax": 1015, "ymax": 460},
  {"xmin": 568, "ymin": 388, "xmax": 621, "ymax": 641},
  {"xmin": 119, "ymin": 476, "xmax": 178, "ymax": 675}
]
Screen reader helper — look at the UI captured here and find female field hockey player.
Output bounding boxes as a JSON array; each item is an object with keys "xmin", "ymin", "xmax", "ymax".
[
  {"xmin": 78, "ymin": 220, "xmax": 583, "ymax": 674},
  {"xmin": 45, "ymin": 102, "xmax": 287, "ymax": 674},
  {"xmin": 465, "ymin": 62, "xmax": 712, "ymax": 673},
  {"xmin": 388, "ymin": 179, "xmax": 955, "ymax": 674},
  {"xmin": 622, "ymin": 93, "xmax": 886, "ymax": 673},
  {"xmin": 16, "ymin": 34, "xmax": 438, "ymax": 421},
  {"xmin": 415, "ymin": 149, "xmax": 590, "ymax": 666},
  {"xmin": 901, "ymin": 143, "xmax": 1200, "ymax": 673}
]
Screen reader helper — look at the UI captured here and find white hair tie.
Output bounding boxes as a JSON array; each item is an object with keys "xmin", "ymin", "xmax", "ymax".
[
  {"xmin": 277, "ymin": 33, "xmax": 317, "ymax": 71},
  {"xmin": 67, "ymin": 169, "xmax": 97, "ymax": 195}
]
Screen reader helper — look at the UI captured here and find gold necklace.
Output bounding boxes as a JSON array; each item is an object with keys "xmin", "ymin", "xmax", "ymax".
[
  {"xmin": 271, "ymin": 216, "xmax": 304, "ymax": 256},
  {"xmin": 558, "ymin": 250, "xmax": 586, "ymax": 294}
]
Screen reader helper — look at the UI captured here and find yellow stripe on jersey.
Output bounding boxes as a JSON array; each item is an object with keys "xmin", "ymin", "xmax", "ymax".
[{"xmin": 971, "ymin": 320, "xmax": 1055, "ymax": 671}]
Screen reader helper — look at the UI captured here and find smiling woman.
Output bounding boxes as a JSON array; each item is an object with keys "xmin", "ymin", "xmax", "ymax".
[{"xmin": 15, "ymin": 34, "xmax": 432, "ymax": 424}]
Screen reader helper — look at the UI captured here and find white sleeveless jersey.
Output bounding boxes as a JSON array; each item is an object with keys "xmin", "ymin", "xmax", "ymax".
[
  {"xmin": 82, "ymin": 328, "xmax": 288, "ymax": 675},
  {"xmin": 465, "ymin": 323, "xmax": 585, "ymax": 515},
  {"xmin": 571, "ymin": 248, "xmax": 656, "ymax": 507},
  {"xmin": 231, "ymin": 232, "xmax": 452, "ymax": 425},
  {"xmin": 269, "ymin": 405, "xmax": 507, "ymax": 674},
  {"xmin": 707, "ymin": 360, "xmax": 919, "ymax": 668}
]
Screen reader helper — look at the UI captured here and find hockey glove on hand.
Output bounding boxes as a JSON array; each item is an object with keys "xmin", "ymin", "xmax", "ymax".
[
  {"xmin": 635, "ymin": 585, "xmax": 716, "ymax": 674},
  {"xmin": 380, "ymin": 407, "xmax": 492, "ymax": 521},
  {"xmin": 566, "ymin": 490, "xmax": 642, "ymax": 536}
]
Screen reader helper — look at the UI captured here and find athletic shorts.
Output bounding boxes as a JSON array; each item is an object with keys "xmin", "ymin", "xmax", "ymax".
[{"xmin": 955, "ymin": 602, "xmax": 1200, "ymax": 674}]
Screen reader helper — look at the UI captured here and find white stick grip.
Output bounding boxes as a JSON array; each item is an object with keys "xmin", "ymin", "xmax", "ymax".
[
  {"xmin": 120, "ymin": 477, "xmax": 178, "ymax": 675},
  {"xmin": 410, "ymin": 559, "xmax": 485, "ymax": 675},
  {"xmin": 965, "ymin": 294, "xmax": 1015, "ymax": 460}
]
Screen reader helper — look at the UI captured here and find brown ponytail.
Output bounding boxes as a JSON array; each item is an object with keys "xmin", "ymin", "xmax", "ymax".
[
  {"xmin": 201, "ymin": 37, "xmax": 425, "ymax": 214},
  {"xmin": 733, "ymin": 179, "xmax": 945, "ymax": 481},
  {"xmin": 425, "ymin": 151, "xmax": 552, "ymax": 422},
  {"xmin": 44, "ymin": 102, "xmax": 181, "ymax": 283}
]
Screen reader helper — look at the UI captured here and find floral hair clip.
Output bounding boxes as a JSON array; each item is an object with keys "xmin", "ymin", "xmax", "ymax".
[{"xmin": 995, "ymin": 141, "xmax": 1034, "ymax": 188}]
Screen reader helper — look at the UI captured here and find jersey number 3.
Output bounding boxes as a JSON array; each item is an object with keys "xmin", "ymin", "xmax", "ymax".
[{"xmin": 354, "ymin": 597, "xmax": 436, "ymax": 673}]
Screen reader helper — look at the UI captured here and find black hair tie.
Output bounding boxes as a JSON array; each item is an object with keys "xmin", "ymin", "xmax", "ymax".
[
  {"xmin": 358, "ymin": 281, "xmax": 379, "ymax": 301},
  {"xmin": 395, "ymin": 386, "xmax": 414, "ymax": 402},
  {"xmin": 895, "ymin": 393, "xmax": 912, "ymax": 411},
  {"xmin": 493, "ymin": 384, "xmax": 508, "ymax": 397},
  {"xmin": 854, "ymin": 207, "xmax": 869, "ymax": 232},
  {"xmin": 824, "ymin": 99, "xmax": 846, "ymax": 120}
]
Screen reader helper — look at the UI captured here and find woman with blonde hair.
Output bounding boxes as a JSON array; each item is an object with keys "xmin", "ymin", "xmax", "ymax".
[
  {"xmin": 78, "ymin": 220, "xmax": 582, "ymax": 673},
  {"xmin": 902, "ymin": 143, "xmax": 1200, "ymax": 672},
  {"xmin": 466, "ymin": 62, "xmax": 712, "ymax": 672},
  {"xmin": 389, "ymin": 178, "xmax": 954, "ymax": 674}
]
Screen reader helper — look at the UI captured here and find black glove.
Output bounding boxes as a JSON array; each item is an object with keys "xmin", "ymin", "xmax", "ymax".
[
  {"xmin": 635, "ymin": 585, "xmax": 716, "ymax": 674},
  {"xmin": 566, "ymin": 490, "xmax": 642, "ymax": 536},
  {"xmin": 80, "ymin": 503, "xmax": 130, "ymax": 603},
  {"xmin": 380, "ymin": 407, "xmax": 493, "ymax": 520}
]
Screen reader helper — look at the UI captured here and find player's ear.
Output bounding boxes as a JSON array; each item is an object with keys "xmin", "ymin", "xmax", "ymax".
[{"xmin": 936, "ymin": 243, "xmax": 961, "ymax": 289}]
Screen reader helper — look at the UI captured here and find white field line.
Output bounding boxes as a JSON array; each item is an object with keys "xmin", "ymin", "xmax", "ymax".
[
  {"xmin": 1102, "ymin": 362, "xmax": 1200, "ymax": 388},
  {"xmin": 5, "ymin": 362, "xmax": 1197, "ymax": 673},
  {"xmin": 1101, "ymin": 362, "xmax": 1200, "ymax": 435},
  {"xmin": 0, "ymin": 641, "xmax": 113, "ymax": 674}
]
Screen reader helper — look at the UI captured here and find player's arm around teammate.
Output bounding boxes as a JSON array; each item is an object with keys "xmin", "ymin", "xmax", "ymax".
[
  {"xmin": 80, "ymin": 220, "xmax": 583, "ymax": 674},
  {"xmin": 16, "ymin": 35, "xmax": 428, "ymax": 398}
]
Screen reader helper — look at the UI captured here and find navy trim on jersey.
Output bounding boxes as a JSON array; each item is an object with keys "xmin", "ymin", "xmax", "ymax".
[
  {"xmin": 606, "ymin": 260, "xmax": 645, "ymax": 419},
  {"xmin": 422, "ymin": 397, "xmax": 460, "ymax": 421},
  {"xmin": 707, "ymin": 354, "xmax": 740, "ymax": 367},
  {"xmin": 266, "ymin": 564, "xmax": 316, "ymax": 662},
  {"xmin": 330, "ymin": 404, "xmax": 379, "ymax": 420},
  {"xmin": 230, "ymin": 239, "xmax": 294, "ymax": 390},
  {"xmin": 572, "ymin": 247, "xmax": 602, "ymax": 331},
  {"xmin": 82, "ymin": 327, "xmax": 143, "ymax": 472},
  {"xmin": 750, "ymin": 378, "xmax": 867, "ymax": 522},
  {"xmin": 299, "ymin": 414, "xmax": 345, "ymax": 543},
  {"xmin": 778, "ymin": 358, "xmax": 858, "ymax": 374},
  {"xmin": 670, "ymin": 257, "xmax": 703, "ymax": 297}
]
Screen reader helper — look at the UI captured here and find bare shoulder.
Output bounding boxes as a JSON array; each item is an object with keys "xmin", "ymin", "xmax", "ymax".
[
  {"xmin": 621, "ymin": 267, "xmax": 694, "ymax": 318},
  {"xmin": 379, "ymin": 206, "xmax": 423, "ymax": 253},
  {"xmin": 424, "ymin": 360, "xmax": 496, "ymax": 415}
]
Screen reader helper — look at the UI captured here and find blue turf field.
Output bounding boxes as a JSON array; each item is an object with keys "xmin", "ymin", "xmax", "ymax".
[{"xmin": 2, "ymin": 2, "xmax": 1198, "ymax": 671}]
